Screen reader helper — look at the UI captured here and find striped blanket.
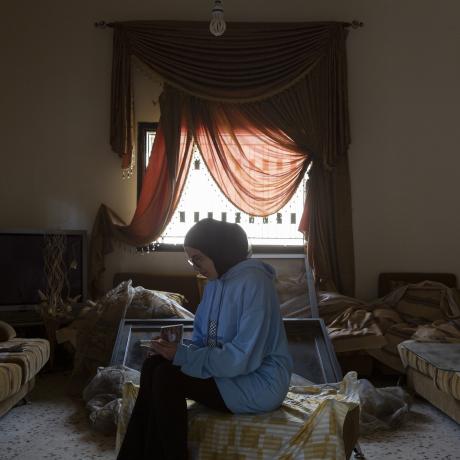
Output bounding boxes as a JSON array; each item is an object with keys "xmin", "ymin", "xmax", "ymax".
[{"xmin": 116, "ymin": 372, "xmax": 359, "ymax": 459}]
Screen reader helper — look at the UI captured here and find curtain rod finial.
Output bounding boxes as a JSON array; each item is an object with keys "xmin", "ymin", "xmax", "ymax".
[
  {"xmin": 350, "ymin": 20, "xmax": 364, "ymax": 29},
  {"xmin": 94, "ymin": 20, "xmax": 108, "ymax": 29}
]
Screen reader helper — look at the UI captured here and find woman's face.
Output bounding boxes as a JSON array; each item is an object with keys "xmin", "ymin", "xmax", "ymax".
[{"xmin": 184, "ymin": 246, "xmax": 219, "ymax": 280}]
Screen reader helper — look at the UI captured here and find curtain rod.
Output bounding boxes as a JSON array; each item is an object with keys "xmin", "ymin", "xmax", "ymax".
[
  {"xmin": 94, "ymin": 21, "xmax": 113, "ymax": 28},
  {"xmin": 94, "ymin": 20, "xmax": 364, "ymax": 29}
]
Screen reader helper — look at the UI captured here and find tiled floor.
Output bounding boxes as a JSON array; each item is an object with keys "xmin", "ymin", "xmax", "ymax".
[
  {"xmin": 0, "ymin": 372, "xmax": 114, "ymax": 460},
  {"xmin": 0, "ymin": 372, "xmax": 459, "ymax": 459},
  {"xmin": 359, "ymin": 398, "xmax": 460, "ymax": 459}
]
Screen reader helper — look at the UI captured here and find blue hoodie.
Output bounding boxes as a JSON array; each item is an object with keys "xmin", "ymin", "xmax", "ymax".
[{"xmin": 173, "ymin": 258, "xmax": 293, "ymax": 414}]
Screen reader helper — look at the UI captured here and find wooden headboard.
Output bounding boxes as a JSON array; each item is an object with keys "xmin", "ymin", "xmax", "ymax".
[
  {"xmin": 378, "ymin": 272, "xmax": 457, "ymax": 297},
  {"xmin": 113, "ymin": 272, "xmax": 201, "ymax": 313}
]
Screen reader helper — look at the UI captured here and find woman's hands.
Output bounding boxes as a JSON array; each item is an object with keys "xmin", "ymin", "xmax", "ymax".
[{"xmin": 150, "ymin": 338, "xmax": 178, "ymax": 361}]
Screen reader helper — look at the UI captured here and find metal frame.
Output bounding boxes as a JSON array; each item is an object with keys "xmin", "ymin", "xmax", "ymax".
[
  {"xmin": 251, "ymin": 252, "xmax": 319, "ymax": 318},
  {"xmin": 111, "ymin": 318, "xmax": 342, "ymax": 384}
]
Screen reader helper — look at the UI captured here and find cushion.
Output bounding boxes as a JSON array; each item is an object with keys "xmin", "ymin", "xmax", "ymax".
[
  {"xmin": 395, "ymin": 286, "xmax": 447, "ymax": 323},
  {"xmin": 0, "ymin": 362, "xmax": 22, "ymax": 402},
  {"xmin": 0, "ymin": 321, "xmax": 16, "ymax": 342},
  {"xmin": 0, "ymin": 338, "xmax": 50, "ymax": 385},
  {"xmin": 398, "ymin": 340, "xmax": 460, "ymax": 400}
]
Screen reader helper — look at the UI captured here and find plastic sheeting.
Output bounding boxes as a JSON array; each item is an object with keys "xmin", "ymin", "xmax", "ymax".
[
  {"xmin": 358, "ymin": 379, "xmax": 412, "ymax": 434},
  {"xmin": 83, "ymin": 365, "xmax": 140, "ymax": 434}
]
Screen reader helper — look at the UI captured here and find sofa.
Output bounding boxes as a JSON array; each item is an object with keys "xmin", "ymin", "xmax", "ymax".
[
  {"xmin": 0, "ymin": 321, "xmax": 50, "ymax": 417},
  {"xmin": 365, "ymin": 272, "xmax": 459, "ymax": 373},
  {"xmin": 363, "ymin": 273, "xmax": 460, "ymax": 424},
  {"xmin": 399, "ymin": 340, "xmax": 460, "ymax": 423}
]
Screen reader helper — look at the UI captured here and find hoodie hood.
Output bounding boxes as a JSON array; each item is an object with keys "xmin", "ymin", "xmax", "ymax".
[{"xmin": 221, "ymin": 258, "xmax": 276, "ymax": 281}]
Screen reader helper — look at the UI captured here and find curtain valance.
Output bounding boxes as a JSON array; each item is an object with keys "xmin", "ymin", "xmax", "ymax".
[{"xmin": 110, "ymin": 20, "xmax": 348, "ymax": 166}]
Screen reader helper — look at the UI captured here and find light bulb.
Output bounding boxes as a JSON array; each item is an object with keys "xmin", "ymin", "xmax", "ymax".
[{"xmin": 209, "ymin": 0, "xmax": 226, "ymax": 37}]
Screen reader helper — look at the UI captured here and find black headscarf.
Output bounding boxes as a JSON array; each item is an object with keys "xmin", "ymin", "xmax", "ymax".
[{"xmin": 184, "ymin": 218, "xmax": 249, "ymax": 277}]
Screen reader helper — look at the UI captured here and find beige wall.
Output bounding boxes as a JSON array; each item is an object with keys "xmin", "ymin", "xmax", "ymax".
[{"xmin": 1, "ymin": 1, "xmax": 459, "ymax": 300}]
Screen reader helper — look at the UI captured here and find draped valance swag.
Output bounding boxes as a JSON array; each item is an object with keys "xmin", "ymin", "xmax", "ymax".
[{"xmin": 91, "ymin": 20, "xmax": 355, "ymax": 298}]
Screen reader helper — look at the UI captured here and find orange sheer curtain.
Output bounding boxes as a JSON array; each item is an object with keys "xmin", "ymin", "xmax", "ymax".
[
  {"xmin": 188, "ymin": 101, "xmax": 310, "ymax": 216},
  {"xmin": 197, "ymin": 131, "xmax": 306, "ymax": 216}
]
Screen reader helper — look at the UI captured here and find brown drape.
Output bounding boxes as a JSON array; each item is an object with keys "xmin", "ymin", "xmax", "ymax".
[
  {"xmin": 91, "ymin": 21, "xmax": 355, "ymax": 297},
  {"xmin": 109, "ymin": 21, "xmax": 344, "ymax": 161},
  {"xmin": 302, "ymin": 156, "xmax": 355, "ymax": 295}
]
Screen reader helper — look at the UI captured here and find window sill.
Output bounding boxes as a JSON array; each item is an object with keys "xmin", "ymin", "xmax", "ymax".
[{"xmin": 151, "ymin": 243, "xmax": 305, "ymax": 254}]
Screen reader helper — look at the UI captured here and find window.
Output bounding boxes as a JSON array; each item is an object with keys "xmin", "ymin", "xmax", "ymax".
[
  {"xmin": 138, "ymin": 123, "xmax": 307, "ymax": 249},
  {"xmin": 137, "ymin": 122, "xmax": 158, "ymax": 198}
]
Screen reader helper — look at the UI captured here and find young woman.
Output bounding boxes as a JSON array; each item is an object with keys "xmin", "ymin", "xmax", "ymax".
[{"xmin": 117, "ymin": 218, "xmax": 292, "ymax": 460}]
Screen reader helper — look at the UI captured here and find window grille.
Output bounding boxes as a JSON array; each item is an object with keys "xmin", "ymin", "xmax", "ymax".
[
  {"xmin": 160, "ymin": 148, "xmax": 307, "ymax": 246},
  {"xmin": 138, "ymin": 125, "xmax": 307, "ymax": 247}
]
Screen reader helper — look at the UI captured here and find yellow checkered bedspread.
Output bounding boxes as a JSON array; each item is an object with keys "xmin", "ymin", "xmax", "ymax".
[{"xmin": 117, "ymin": 372, "xmax": 359, "ymax": 459}]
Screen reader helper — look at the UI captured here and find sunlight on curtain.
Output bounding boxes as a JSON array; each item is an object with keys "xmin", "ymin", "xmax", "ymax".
[{"xmin": 160, "ymin": 147, "xmax": 308, "ymax": 246}]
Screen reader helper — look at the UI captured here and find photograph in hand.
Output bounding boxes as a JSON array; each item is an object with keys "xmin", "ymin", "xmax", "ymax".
[
  {"xmin": 111, "ymin": 320, "xmax": 194, "ymax": 370},
  {"xmin": 138, "ymin": 324, "xmax": 184, "ymax": 351},
  {"xmin": 160, "ymin": 324, "xmax": 184, "ymax": 343}
]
